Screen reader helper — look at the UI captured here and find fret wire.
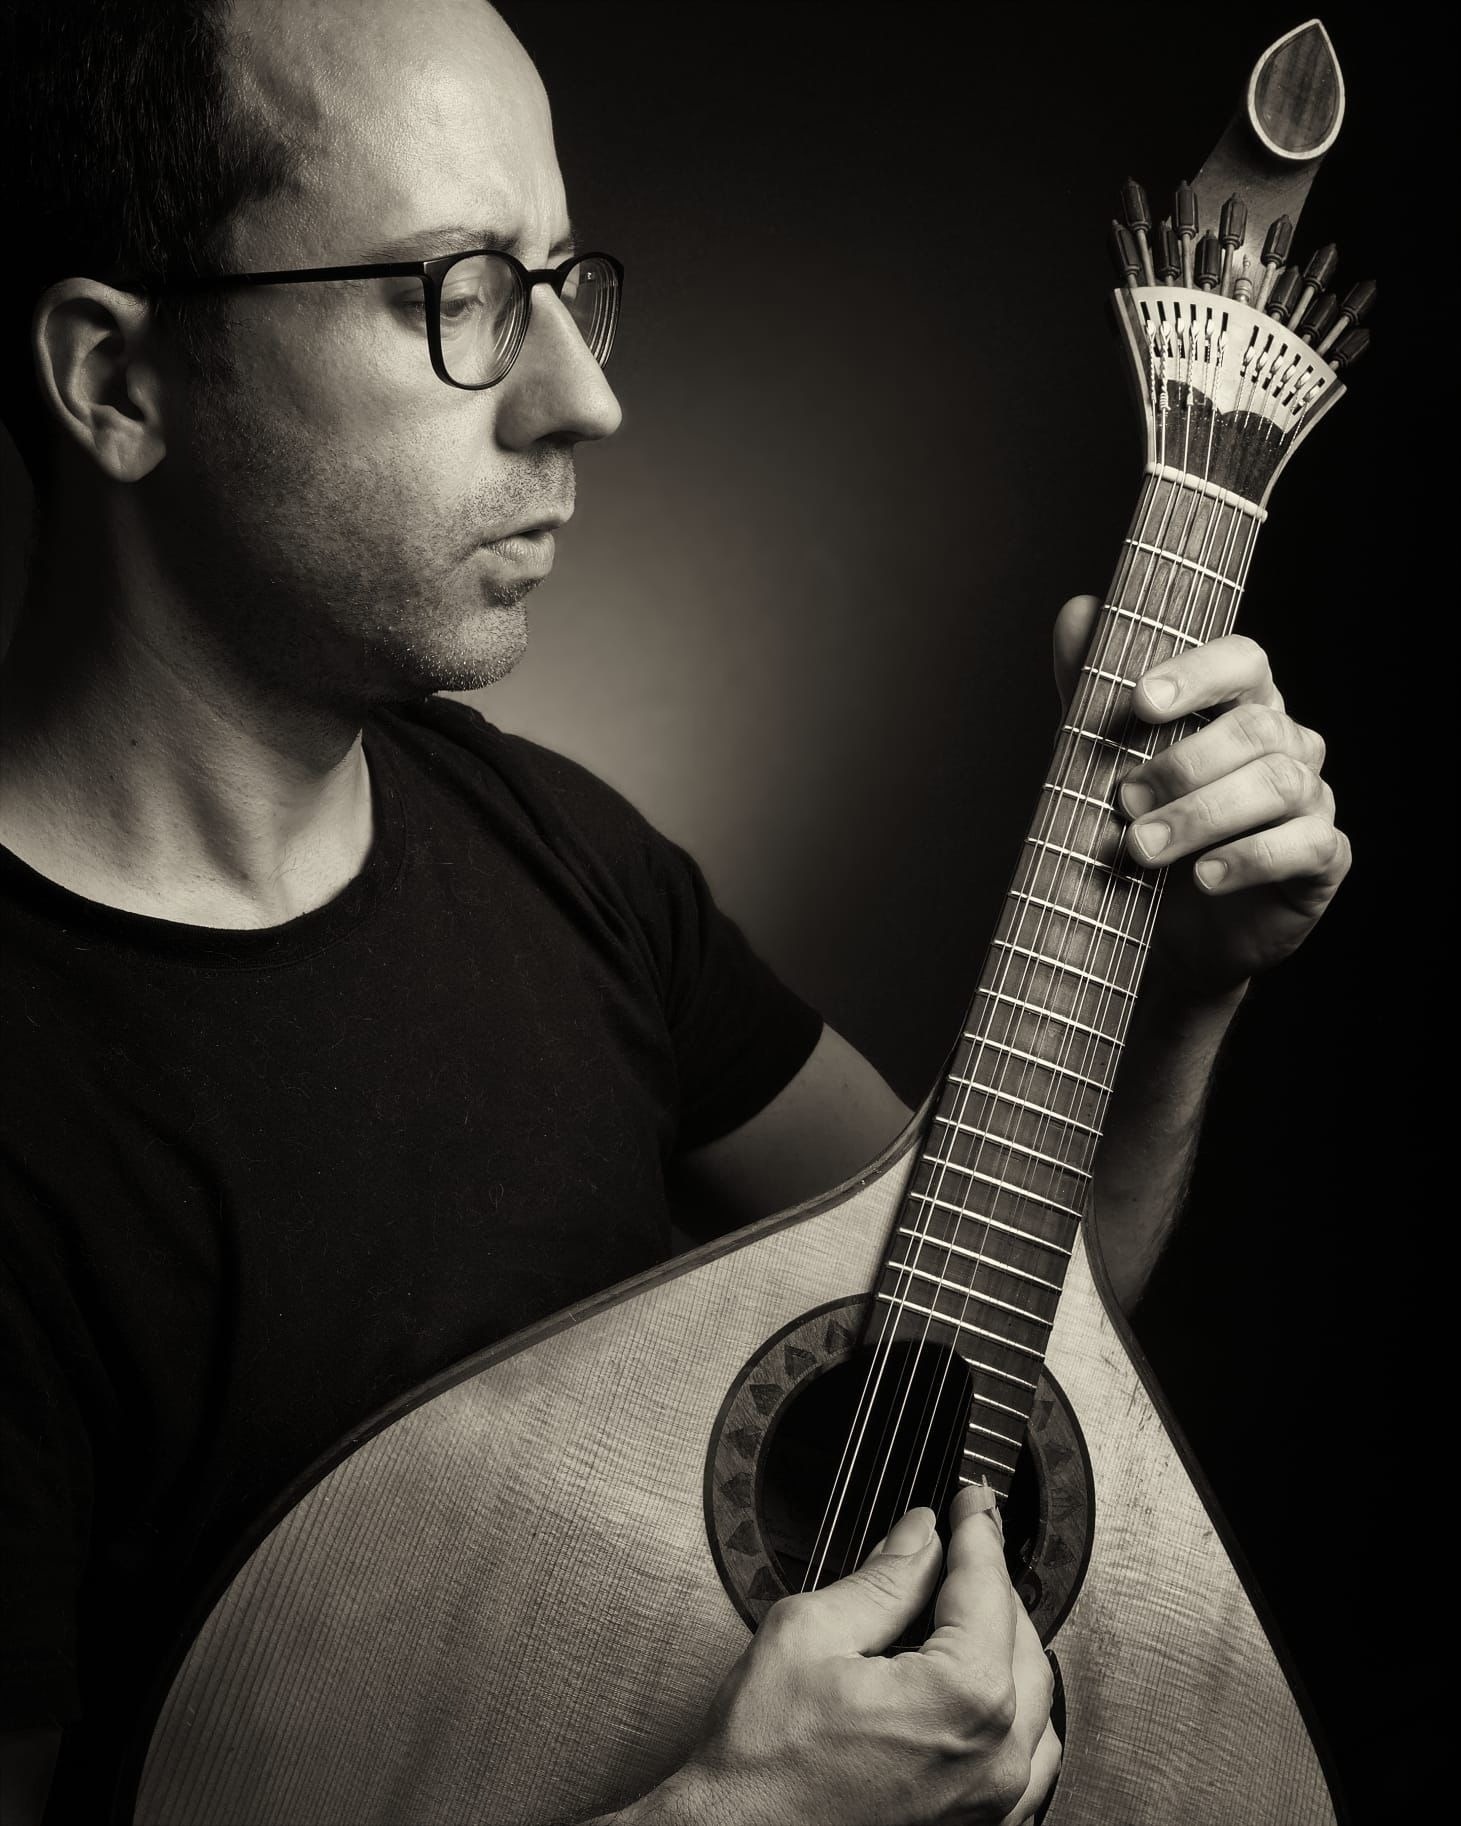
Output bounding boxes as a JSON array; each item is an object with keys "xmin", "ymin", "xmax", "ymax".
[
  {"xmin": 1060, "ymin": 713, "xmax": 1158, "ymax": 764},
  {"xmin": 969, "ymin": 1386, "xmax": 1034, "ymax": 1422},
  {"xmin": 1105, "ymin": 604, "xmax": 1206, "ymax": 647},
  {"xmin": 1022, "ymin": 835, "xmax": 1148, "ymax": 885},
  {"xmin": 1059, "ymin": 724, "xmax": 1157, "ymax": 763},
  {"xmin": 1082, "ymin": 663, "xmax": 1140, "ymax": 690},
  {"xmin": 1043, "ymin": 781, "xmax": 1113, "ymax": 814},
  {"xmin": 976, "ymin": 987, "xmax": 1129, "ymax": 1047},
  {"xmin": 957, "ymin": 1470, "xmax": 1014, "ymax": 1491},
  {"xmin": 932, "ymin": 1113, "xmax": 1092, "ymax": 1179},
  {"xmin": 897, "ymin": 1225, "xmax": 1065, "ymax": 1293},
  {"xmin": 907, "ymin": 1187, "xmax": 1073, "ymax": 1255},
  {"xmin": 943, "ymin": 1077, "xmax": 1101, "ymax": 1138},
  {"xmin": 1008, "ymin": 889, "xmax": 1151, "ymax": 949},
  {"xmin": 961, "ymin": 1034, "xmax": 1114, "ymax": 1096},
  {"xmin": 965, "ymin": 1420, "xmax": 1025, "ymax": 1449},
  {"xmin": 1123, "ymin": 537, "xmax": 1242, "ymax": 589},
  {"xmin": 874, "ymin": 1291, "xmax": 1045, "ymax": 1361},
  {"xmin": 990, "ymin": 938, "xmax": 1138, "ymax": 999},
  {"xmin": 885, "ymin": 1259, "xmax": 1053, "ymax": 1328},
  {"xmin": 961, "ymin": 1444, "xmax": 1019, "ymax": 1473},
  {"xmin": 955, "ymin": 1356, "xmax": 1039, "ymax": 1392},
  {"xmin": 915, "ymin": 1159, "xmax": 1086, "ymax": 1220}
]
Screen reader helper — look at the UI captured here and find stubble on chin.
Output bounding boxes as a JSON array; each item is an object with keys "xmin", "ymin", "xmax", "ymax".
[
  {"xmin": 175, "ymin": 383, "xmax": 562, "ymax": 706},
  {"xmin": 394, "ymin": 587, "xmax": 535, "ymax": 696}
]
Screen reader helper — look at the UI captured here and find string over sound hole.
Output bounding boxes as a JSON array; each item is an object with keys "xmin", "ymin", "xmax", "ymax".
[
  {"xmin": 703, "ymin": 1295, "xmax": 1092, "ymax": 1645},
  {"xmin": 762, "ymin": 1341, "xmax": 974, "ymax": 1594}
]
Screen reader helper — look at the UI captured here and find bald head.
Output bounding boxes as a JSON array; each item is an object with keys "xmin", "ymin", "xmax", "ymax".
[{"xmin": 223, "ymin": 0, "xmax": 565, "ymax": 273}]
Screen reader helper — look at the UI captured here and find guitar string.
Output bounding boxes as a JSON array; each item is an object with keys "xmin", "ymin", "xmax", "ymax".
[
  {"xmin": 877, "ymin": 352, "xmax": 1263, "ymax": 1538},
  {"xmin": 863, "ymin": 308, "xmax": 1274, "ymax": 1560},
  {"xmin": 865, "ymin": 330, "xmax": 1240, "ymax": 1542},
  {"xmin": 823, "ymin": 295, "xmax": 1302, "ymax": 1580},
  {"xmin": 868, "ymin": 315, "xmax": 1266, "ymax": 1551},
  {"xmin": 802, "ymin": 300, "xmax": 1277, "ymax": 1590},
  {"xmin": 985, "ymin": 309, "xmax": 1253, "ymax": 1297},
  {"xmin": 812, "ymin": 479, "xmax": 1249, "ymax": 1588},
  {"xmin": 805, "ymin": 343, "xmax": 1207, "ymax": 1582},
  {"xmin": 785, "ymin": 409, "xmax": 1203, "ymax": 1589},
  {"xmin": 929, "ymin": 318, "xmax": 1276, "ymax": 1510},
  {"xmin": 924, "ymin": 312, "xmax": 1268, "ymax": 1510},
  {"xmin": 864, "ymin": 310, "xmax": 1238, "ymax": 1538},
  {"xmin": 802, "ymin": 307, "xmax": 1217, "ymax": 1588}
]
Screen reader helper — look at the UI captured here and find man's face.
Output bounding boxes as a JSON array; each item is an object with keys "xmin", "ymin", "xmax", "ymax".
[{"xmin": 148, "ymin": 0, "xmax": 621, "ymax": 703}]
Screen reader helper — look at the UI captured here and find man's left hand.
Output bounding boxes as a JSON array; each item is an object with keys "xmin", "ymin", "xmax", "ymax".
[{"xmin": 1054, "ymin": 595, "xmax": 1352, "ymax": 998}]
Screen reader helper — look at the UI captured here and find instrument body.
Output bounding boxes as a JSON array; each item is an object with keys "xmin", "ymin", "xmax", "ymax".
[{"xmin": 131, "ymin": 1120, "xmax": 1337, "ymax": 1824}]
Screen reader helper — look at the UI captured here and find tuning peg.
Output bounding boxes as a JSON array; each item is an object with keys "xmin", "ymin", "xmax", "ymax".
[
  {"xmin": 1195, "ymin": 231, "xmax": 1222, "ymax": 293},
  {"xmin": 1317, "ymin": 279, "xmax": 1377, "ymax": 355},
  {"xmin": 1254, "ymin": 216, "xmax": 1293, "ymax": 310},
  {"xmin": 1294, "ymin": 244, "xmax": 1339, "ymax": 327},
  {"xmin": 1300, "ymin": 291, "xmax": 1339, "ymax": 344},
  {"xmin": 1233, "ymin": 255, "xmax": 1255, "ymax": 305},
  {"xmin": 1340, "ymin": 277, "xmax": 1376, "ymax": 323},
  {"xmin": 1121, "ymin": 179, "xmax": 1156, "ymax": 285},
  {"xmin": 1265, "ymin": 266, "xmax": 1301, "ymax": 323},
  {"xmin": 1330, "ymin": 325, "xmax": 1371, "ymax": 370},
  {"xmin": 1155, "ymin": 220, "xmax": 1181, "ymax": 284},
  {"xmin": 1175, "ymin": 181, "xmax": 1199, "ymax": 285},
  {"xmin": 1219, "ymin": 195, "xmax": 1247, "ymax": 296},
  {"xmin": 1111, "ymin": 219, "xmax": 1142, "ymax": 290}
]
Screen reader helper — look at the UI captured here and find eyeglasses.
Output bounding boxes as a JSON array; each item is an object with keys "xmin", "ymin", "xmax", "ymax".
[{"xmin": 121, "ymin": 248, "xmax": 623, "ymax": 390}]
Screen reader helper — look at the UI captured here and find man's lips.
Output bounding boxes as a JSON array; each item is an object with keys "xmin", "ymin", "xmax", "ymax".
[
  {"xmin": 482, "ymin": 509, "xmax": 571, "ymax": 545},
  {"xmin": 478, "ymin": 521, "xmax": 562, "ymax": 578}
]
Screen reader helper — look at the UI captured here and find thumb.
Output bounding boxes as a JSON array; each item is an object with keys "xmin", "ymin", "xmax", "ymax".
[
  {"xmin": 796, "ymin": 1508, "xmax": 944, "ymax": 1656},
  {"xmin": 1052, "ymin": 593, "xmax": 1101, "ymax": 713}
]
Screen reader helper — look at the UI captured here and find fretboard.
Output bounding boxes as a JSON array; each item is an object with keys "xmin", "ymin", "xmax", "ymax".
[{"xmin": 876, "ymin": 468, "xmax": 1264, "ymax": 1495}]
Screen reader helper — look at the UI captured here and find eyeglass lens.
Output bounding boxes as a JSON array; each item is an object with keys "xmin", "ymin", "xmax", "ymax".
[{"xmin": 436, "ymin": 253, "xmax": 619, "ymax": 387}]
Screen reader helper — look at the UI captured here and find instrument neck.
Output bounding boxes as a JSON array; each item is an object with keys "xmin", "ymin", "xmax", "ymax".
[{"xmin": 874, "ymin": 466, "xmax": 1264, "ymax": 1494}]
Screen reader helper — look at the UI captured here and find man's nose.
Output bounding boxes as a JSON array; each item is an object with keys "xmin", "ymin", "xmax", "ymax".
[{"xmin": 492, "ymin": 291, "xmax": 623, "ymax": 449}]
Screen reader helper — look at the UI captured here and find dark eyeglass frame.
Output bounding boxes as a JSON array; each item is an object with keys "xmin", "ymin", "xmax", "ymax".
[{"xmin": 115, "ymin": 248, "xmax": 623, "ymax": 391}]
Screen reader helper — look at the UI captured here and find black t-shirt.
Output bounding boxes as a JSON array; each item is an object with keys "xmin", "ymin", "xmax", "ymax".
[{"xmin": 0, "ymin": 695, "xmax": 822, "ymax": 1819}]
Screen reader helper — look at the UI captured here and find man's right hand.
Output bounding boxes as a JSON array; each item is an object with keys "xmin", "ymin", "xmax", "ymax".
[{"xmin": 632, "ymin": 1483, "xmax": 1060, "ymax": 1826}]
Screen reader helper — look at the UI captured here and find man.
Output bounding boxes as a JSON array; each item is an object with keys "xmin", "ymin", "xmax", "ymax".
[{"xmin": 0, "ymin": 2, "xmax": 1351, "ymax": 1821}]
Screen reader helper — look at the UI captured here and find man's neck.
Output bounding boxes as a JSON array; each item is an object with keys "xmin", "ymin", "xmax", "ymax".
[{"xmin": 0, "ymin": 552, "xmax": 375, "ymax": 931}]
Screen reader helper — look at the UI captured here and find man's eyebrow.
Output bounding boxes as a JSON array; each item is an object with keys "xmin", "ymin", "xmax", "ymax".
[{"xmin": 360, "ymin": 223, "xmax": 579, "ymax": 263}]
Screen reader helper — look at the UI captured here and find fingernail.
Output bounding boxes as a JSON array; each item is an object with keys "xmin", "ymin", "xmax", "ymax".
[
  {"xmin": 884, "ymin": 1507, "xmax": 937, "ymax": 1555},
  {"xmin": 1195, "ymin": 857, "xmax": 1228, "ymax": 890},
  {"xmin": 1130, "ymin": 819, "xmax": 1170, "ymax": 860},
  {"xmin": 1120, "ymin": 780, "xmax": 1155, "ymax": 818},
  {"xmin": 964, "ymin": 1480, "xmax": 997, "ymax": 1515},
  {"xmin": 968, "ymin": 1479, "xmax": 1004, "ymax": 1541},
  {"xmin": 1143, "ymin": 676, "xmax": 1179, "ymax": 710}
]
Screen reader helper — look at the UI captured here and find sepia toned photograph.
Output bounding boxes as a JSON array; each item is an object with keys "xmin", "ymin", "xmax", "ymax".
[{"xmin": 0, "ymin": 4, "xmax": 1426, "ymax": 1822}]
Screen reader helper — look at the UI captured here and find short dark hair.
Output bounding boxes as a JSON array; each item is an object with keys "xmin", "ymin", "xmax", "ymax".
[{"xmin": 0, "ymin": 0, "xmax": 298, "ymax": 480}]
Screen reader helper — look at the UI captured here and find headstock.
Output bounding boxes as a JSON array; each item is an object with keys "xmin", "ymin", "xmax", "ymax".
[{"xmin": 1109, "ymin": 19, "xmax": 1374, "ymax": 514}]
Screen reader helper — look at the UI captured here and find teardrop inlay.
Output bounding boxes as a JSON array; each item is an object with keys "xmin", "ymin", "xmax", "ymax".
[{"xmin": 1247, "ymin": 19, "xmax": 1345, "ymax": 160}]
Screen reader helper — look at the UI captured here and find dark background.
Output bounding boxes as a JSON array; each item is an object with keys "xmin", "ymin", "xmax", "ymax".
[
  {"xmin": 475, "ymin": 4, "xmax": 1430, "ymax": 1817},
  {"xmin": 0, "ymin": 3, "xmax": 1434, "ymax": 1816}
]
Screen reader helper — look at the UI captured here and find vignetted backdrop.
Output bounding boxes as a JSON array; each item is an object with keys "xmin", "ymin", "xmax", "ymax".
[
  {"xmin": 468, "ymin": 5, "xmax": 1423, "ymax": 1816},
  {"xmin": 0, "ymin": 4, "xmax": 1426, "ymax": 1816}
]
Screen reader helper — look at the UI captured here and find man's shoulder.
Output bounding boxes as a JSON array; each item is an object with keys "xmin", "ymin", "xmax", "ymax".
[
  {"xmin": 372, "ymin": 694, "xmax": 676, "ymax": 877},
  {"xmin": 376, "ymin": 692, "xmax": 604, "ymax": 787}
]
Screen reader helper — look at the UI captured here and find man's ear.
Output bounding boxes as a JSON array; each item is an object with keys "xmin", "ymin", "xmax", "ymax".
[{"xmin": 32, "ymin": 279, "xmax": 169, "ymax": 484}]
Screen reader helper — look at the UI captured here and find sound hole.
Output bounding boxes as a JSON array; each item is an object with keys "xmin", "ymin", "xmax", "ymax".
[{"xmin": 758, "ymin": 1342, "xmax": 1041, "ymax": 1624}]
